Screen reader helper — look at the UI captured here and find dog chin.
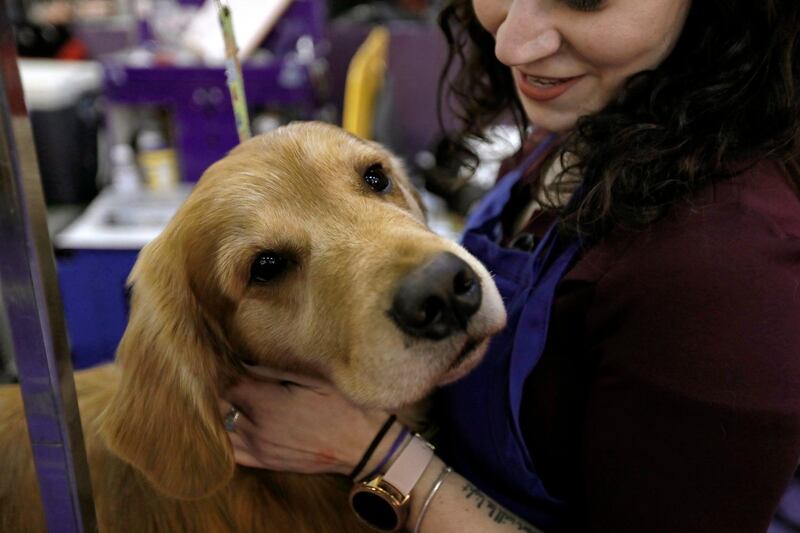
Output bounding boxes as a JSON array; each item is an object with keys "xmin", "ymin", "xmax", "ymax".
[{"xmin": 435, "ymin": 336, "xmax": 491, "ymax": 387}]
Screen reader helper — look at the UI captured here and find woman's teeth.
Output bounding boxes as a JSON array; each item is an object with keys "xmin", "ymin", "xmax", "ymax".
[{"xmin": 526, "ymin": 76, "xmax": 567, "ymax": 87}]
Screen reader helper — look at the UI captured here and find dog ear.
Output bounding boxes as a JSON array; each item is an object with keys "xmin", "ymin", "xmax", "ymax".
[{"xmin": 98, "ymin": 237, "xmax": 235, "ymax": 500}]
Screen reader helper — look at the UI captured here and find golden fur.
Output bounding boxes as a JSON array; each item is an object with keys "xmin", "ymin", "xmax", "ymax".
[{"xmin": 0, "ymin": 122, "xmax": 506, "ymax": 532}]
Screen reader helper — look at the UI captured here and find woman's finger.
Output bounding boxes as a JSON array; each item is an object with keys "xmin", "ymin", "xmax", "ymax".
[
  {"xmin": 218, "ymin": 399, "xmax": 258, "ymax": 436},
  {"xmin": 225, "ymin": 376, "xmax": 282, "ymax": 414},
  {"xmin": 231, "ymin": 430, "xmax": 338, "ymax": 472},
  {"xmin": 225, "ymin": 424, "xmax": 265, "ymax": 467},
  {"xmin": 225, "ymin": 406, "xmax": 259, "ymax": 439},
  {"xmin": 230, "ymin": 430, "xmax": 261, "ymax": 454},
  {"xmin": 242, "ymin": 364, "xmax": 330, "ymax": 390},
  {"xmin": 233, "ymin": 450, "xmax": 263, "ymax": 468},
  {"xmin": 219, "ymin": 399, "xmax": 244, "ymax": 419},
  {"xmin": 230, "ymin": 429, "xmax": 282, "ymax": 469},
  {"xmin": 229, "ymin": 412, "xmax": 325, "ymax": 462}
]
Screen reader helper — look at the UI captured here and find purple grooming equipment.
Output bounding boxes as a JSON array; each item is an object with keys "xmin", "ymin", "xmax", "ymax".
[{"xmin": 0, "ymin": 0, "xmax": 98, "ymax": 530}]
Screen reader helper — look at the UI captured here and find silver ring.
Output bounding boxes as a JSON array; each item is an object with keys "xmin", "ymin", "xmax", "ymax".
[{"xmin": 224, "ymin": 406, "xmax": 241, "ymax": 432}]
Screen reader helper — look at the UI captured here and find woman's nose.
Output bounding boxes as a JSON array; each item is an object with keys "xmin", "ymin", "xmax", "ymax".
[{"xmin": 493, "ymin": 0, "xmax": 561, "ymax": 66}]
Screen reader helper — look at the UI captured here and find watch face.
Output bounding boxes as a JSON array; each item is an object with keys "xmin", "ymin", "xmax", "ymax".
[{"xmin": 351, "ymin": 490, "xmax": 399, "ymax": 531}]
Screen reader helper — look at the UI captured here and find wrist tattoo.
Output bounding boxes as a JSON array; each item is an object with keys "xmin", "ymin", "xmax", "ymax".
[{"xmin": 461, "ymin": 482, "xmax": 541, "ymax": 533}]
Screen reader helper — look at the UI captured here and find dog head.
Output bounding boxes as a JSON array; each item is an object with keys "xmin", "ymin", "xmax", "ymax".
[{"xmin": 99, "ymin": 122, "xmax": 506, "ymax": 499}]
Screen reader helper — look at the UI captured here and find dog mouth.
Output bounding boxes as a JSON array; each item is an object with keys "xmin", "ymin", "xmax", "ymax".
[
  {"xmin": 435, "ymin": 335, "xmax": 489, "ymax": 386},
  {"xmin": 449, "ymin": 337, "xmax": 480, "ymax": 370}
]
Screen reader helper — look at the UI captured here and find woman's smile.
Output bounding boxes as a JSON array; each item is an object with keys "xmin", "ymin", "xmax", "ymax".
[
  {"xmin": 515, "ymin": 70, "xmax": 585, "ymax": 102},
  {"xmin": 475, "ymin": 0, "xmax": 692, "ymax": 131}
]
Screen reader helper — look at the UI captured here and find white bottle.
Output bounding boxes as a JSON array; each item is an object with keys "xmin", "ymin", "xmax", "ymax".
[{"xmin": 109, "ymin": 143, "xmax": 142, "ymax": 195}]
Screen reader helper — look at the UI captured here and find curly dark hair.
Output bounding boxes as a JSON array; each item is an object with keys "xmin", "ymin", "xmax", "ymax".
[{"xmin": 438, "ymin": 0, "xmax": 800, "ymax": 241}]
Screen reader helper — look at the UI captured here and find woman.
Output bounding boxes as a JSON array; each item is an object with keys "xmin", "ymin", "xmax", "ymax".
[{"xmin": 222, "ymin": 0, "xmax": 800, "ymax": 531}]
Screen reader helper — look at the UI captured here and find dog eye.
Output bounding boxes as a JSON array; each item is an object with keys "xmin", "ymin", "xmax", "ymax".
[
  {"xmin": 363, "ymin": 164, "xmax": 392, "ymax": 193},
  {"xmin": 250, "ymin": 251, "xmax": 289, "ymax": 283}
]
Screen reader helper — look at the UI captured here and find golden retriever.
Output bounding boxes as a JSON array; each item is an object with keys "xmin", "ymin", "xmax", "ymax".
[{"xmin": 0, "ymin": 122, "xmax": 506, "ymax": 532}]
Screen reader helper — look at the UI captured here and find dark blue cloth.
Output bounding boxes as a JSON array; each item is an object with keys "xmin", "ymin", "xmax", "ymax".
[{"xmin": 435, "ymin": 135, "xmax": 582, "ymax": 531}]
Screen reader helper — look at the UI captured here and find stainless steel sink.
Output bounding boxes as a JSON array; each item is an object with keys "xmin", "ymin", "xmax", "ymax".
[
  {"xmin": 102, "ymin": 202, "xmax": 182, "ymax": 228},
  {"xmin": 55, "ymin": 185, "xmax": 193, "ymax": 250}
]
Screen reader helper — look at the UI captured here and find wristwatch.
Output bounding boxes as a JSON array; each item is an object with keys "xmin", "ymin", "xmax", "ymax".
[{"xmin": 349, "ymin": 434, "xmax": 435, "ymax": 531}]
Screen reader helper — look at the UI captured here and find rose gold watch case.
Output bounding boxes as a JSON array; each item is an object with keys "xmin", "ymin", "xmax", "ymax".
[{"xmin": 349, "ymin": 476, "xmax": 410, "ymax": 532}]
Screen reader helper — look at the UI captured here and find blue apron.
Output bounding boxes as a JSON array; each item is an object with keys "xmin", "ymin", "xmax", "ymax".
[{"xmin": 435, "ymin": 134, "xmax": 582, "ymax": 530}]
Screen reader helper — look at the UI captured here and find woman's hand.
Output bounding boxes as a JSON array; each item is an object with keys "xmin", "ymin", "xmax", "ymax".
[
  {"xmin": 220, "ymin": 366, "xmax": 390, "ymax": 476},
  {"xmin": 221, "ymin": 366, "xmax": 544, "ymax": 533}
]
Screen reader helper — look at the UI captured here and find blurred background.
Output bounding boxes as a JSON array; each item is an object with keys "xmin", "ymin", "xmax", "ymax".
[{"xmin": 1, "ymin": 0, "xmax": 522, "ymax": 377}]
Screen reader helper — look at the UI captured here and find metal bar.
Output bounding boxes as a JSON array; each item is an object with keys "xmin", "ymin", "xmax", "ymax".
[{"xmin": 0, "ymin": 1, "xmax": 98, "ymax": 531}]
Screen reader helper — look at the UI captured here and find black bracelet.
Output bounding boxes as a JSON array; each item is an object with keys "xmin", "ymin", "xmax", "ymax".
[
  {"xmin": 357, "ymin": 425, "xmax": 410, "ymax": 482},
  {"xmin": 349, "ymin": 414, "xmax": 397, "ymax": 480}
]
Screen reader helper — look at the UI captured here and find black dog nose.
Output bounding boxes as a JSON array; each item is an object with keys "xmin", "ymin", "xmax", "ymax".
[{"xmin": 390, "ymin": 252, "xmax": 482, "ymax": 340}]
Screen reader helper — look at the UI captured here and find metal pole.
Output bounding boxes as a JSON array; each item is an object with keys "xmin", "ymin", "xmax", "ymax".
[{"xmin": 0, "ymin": 0, "xmax": 98, "ymax": 530}]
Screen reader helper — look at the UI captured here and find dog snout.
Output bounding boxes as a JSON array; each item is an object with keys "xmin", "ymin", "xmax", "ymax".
[{"xmin": 390, "ymin": 252, "xmax": 482, "ymax": 340}]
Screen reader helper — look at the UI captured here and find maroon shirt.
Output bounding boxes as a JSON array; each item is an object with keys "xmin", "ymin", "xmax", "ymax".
[{"xmin": 501, "ymin": 145, "xmax": 800, "ymax": 531}]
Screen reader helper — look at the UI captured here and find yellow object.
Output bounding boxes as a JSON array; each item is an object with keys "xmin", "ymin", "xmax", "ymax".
[
  {"xmin": 139, "ymin": 149, "xmax": 179, "ymax": 193},
  {"xmin": 215, "ymin": 0, "xmax": 251, "ymax": 143},
  {"xmin": 343, "ymin": 27, "xmax": 390, "ymax": 140}
]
